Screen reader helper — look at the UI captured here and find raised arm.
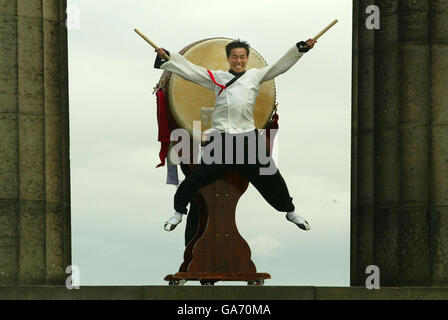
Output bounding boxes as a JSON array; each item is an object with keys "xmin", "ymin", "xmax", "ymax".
[
  {"xmin": 154, "ymin": 49, "xmax": 215, "ymax": 91},
  {"xmin": 259, "ymin": 39, "xmax": 316, "ymax": 83}
]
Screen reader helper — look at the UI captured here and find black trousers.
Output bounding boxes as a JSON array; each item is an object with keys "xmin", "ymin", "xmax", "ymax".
[{"xmin": 175, "ymin": 130, "xmax": 295, "ymax": 216}]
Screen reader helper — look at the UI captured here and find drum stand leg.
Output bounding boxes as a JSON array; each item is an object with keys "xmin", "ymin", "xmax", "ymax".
[{"xmin": 165, "ymin": 171, "xmax": 271, "ymax": 286}]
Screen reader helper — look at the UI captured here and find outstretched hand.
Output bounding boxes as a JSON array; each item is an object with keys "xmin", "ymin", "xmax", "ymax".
[
  {"xmin": 305, "ymin": 38, "xmax": 317, "ymax": 49},
  {"xmin": 155, "ymin": 48, "xmax": 167, "ymax": 58}
]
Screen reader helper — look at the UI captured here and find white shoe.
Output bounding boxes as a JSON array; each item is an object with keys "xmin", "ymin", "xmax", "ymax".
[
  {"xmin": 164, "ymin": 212, "xmax": 183, "ymax": 231},
  {"xmin": 286, "ymin": 212, "xmax": 311, "ymax": 231}
]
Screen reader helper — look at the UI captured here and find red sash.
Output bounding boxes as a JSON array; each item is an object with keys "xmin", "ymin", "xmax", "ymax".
[{"xmin": 207, "ymin": 70, "xmax": 227, "ymax": 96}]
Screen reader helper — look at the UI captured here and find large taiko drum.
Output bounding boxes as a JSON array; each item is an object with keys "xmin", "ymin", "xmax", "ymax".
[{"xmin": 159, "ymin": 37, "xmax": 277, "ymax": 136}]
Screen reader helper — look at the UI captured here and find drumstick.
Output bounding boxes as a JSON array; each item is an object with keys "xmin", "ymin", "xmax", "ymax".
[
  {"xmin": 313, "ymin": 19, "xmax": 338, "ymax": 41},
  {"xmin": 134, "ymin": 28, "xmax": 170, "ymax": 60}
]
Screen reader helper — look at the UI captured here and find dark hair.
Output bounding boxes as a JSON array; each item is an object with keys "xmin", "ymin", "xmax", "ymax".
[{"xmin": 225, "ymin": 39, "xmax": 250, "ymax": 58}]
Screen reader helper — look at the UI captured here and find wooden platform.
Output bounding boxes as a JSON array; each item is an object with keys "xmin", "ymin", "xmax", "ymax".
[{"xmin": 165, "ymin": 272, "xmax": 271, "ymax": 285}]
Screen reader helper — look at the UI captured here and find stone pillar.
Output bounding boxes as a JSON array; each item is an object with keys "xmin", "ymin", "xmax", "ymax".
[
  {"xmin": 0, "ymin": 0, "xmax": 71, "ymax": 285},
  {"xmin": 352, "ymin": 0, "xmax": 448, "ymax": 286}
]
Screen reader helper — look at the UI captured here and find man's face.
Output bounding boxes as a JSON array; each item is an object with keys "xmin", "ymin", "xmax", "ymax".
[{"xmin": 227, "ymin": 47, "xmax": 248, "ymax": 73}]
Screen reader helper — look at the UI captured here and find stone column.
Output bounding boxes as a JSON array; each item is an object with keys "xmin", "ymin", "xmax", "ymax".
[
  {"xmin": 352, "ymin": 0, "xmax": 448, "ymax": 286},
  {"xmin": 0, "ymin": 0, "xmax": 71, "ymax": 285}
]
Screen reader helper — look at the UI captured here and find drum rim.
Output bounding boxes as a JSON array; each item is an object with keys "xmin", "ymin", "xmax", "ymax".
[{"xmin": 160, "ymin": 37, "xmax": 277, "ymax": 135}]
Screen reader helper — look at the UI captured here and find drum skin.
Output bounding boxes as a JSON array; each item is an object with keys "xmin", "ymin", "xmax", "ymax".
[{"xmin": 160, "ymin": 38, "xmax": 277, "ymax": 135}]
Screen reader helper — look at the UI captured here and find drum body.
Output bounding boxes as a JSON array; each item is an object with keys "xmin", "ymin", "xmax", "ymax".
[{"xmin": 159, "ymin": 38, "xmax": 277, "ymax": 136}]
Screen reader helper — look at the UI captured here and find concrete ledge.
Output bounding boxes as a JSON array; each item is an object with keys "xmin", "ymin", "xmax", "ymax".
[{"xmin": 1, "ymin": 286, "xmax": 448, "ymax": 300}]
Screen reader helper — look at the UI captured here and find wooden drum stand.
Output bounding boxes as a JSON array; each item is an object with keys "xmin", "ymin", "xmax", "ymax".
[{"xmin": 164, "ymin": 164, "xmax": 270, "ymax": 286}]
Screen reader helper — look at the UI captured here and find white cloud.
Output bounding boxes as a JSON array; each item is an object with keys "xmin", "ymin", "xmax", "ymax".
[{"xmin": 247, "ymin": 236, "xmax": 282, "ymax": 258}]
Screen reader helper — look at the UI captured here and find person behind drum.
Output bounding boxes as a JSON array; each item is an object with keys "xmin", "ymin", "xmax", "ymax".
[{"xmin": 154, "ymin": 38, "xmax": 317, "ymax": 232}]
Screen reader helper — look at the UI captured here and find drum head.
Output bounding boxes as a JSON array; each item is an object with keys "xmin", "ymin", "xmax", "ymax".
[{"xmin": 166, "ymin": 38, "xmax": 276, "ymax": 135}]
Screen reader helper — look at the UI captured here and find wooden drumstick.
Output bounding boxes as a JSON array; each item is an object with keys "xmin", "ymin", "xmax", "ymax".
[
  {"xmin": 134, "ymin": 28, "xmax": 170, "ymax": 60},
  {"xmin": 313, "ymin": 19, "xmax": 338, "ymax": 41}
]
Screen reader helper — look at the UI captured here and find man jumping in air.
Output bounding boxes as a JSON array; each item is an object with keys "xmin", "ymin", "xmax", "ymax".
[{"xmin": 154, "ymin": 38, "xmax": 316, "ymax": 232}]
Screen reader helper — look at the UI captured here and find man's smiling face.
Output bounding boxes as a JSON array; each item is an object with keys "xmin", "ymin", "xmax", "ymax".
[{"xmin": 227, "ymin": 47, "xmax": 248, "ymax": 73}]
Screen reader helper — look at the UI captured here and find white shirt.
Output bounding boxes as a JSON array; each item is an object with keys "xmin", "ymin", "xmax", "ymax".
[{"xmin": 160, "ymin": 45, "xmax": 306, "ymax": 134}]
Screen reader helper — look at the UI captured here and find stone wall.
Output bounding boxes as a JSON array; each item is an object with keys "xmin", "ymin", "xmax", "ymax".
[
  {"xmin": 351, "ymin": 0, "xmax": 448, "ymax": 286},
  {"xmin": 0, "ymin": 0, "xmax": 71, "ymax": 285}
]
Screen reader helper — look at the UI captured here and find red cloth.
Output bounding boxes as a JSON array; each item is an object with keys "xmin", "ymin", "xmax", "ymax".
[
  {"xmin": 156, "ymin": 88, "xmax": 170, "ymax": 168},
  {"xmin": 207, "ymin": 70, "xmax": 226, "ymax": 96}
]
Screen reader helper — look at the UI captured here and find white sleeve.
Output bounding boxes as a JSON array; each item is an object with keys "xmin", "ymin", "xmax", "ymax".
[
  {"xmin": 160, "ymin": 52, "xmax": 215, "ymax": 91},
  {"xmin": 258, "ymin": 46, "xmax": 305, "ymax": 83}
]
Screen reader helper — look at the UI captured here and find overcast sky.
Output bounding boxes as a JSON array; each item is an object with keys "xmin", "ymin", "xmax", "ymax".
[{"xmin": 67, "ymin": 0, "xmax": 352, "ymax": 286}]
